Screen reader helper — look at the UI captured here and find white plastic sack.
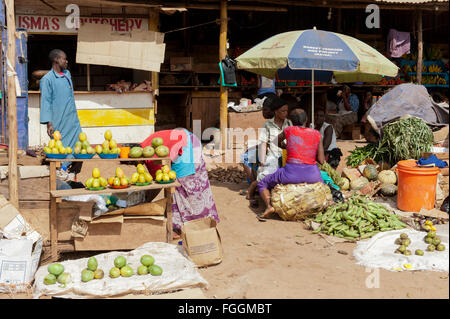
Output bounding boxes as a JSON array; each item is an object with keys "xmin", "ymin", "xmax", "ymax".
[
  {"xmin": 62, "ymin": 195, "xmax": 108, "ymax": 217},
  {"xmin": 353, "ymin": 228, "xmax": 448, "ymax": 272},
  {"xmin": 33, "ymin": 242, "xmax": 209, "ymax": 299}
]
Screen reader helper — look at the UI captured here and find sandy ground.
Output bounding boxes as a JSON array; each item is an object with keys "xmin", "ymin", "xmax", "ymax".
[{"xmin": 1, "ymin": 140, "xmax": 448, "ymax": 299}]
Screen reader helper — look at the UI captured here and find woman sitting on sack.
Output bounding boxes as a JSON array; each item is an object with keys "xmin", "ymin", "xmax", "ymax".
[{"xmin": 258, "ymin": 108, "xmax": 325, "ymax": 219}]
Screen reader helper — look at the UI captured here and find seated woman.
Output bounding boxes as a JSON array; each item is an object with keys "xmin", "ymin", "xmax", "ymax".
[
  {"xmin": 258, "ymin": 109, "xmax": 325, "ymax": 219},
  {"xmin": 240, "ymin": 103, "xmax": 274, "ymax": 206},
  {"xmin": 142, "ymin": 129, "xmax": 219, "ymax": 238},
  {"xmin": 314, "ymin": 109, "xmax": 343, "ymax": 169}
]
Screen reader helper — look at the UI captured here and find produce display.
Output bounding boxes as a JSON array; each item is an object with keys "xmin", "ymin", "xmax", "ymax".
[
  {"xmin": 109, "ymin": 255, "xmax": 163, "ymax": 278},
  {"xmin": 129, "ymin": 137, "xmax": 169, "ymax": 158},
  {"xmin": 44, "ymin": 263, "xmax": 71, "ymax": 288},
  {"xmin": 377, "ymin": 170, "xmax": 397, "ymax": 185},
  {"xmin": 379, "ymin": 183, "xmax": 398, "ymax": 197},
  {"xmin": 346, "ymin": 143, "xmax": 380, "ymax": 167},
  {"xmin": 155, "ymin": 165, "xmax": 176, "ymax": 183},
  {"xmin": 346, "ymin": 117, "xmax": 434, "ymax": 167},
  {"xmin": 312, "ymin": 195, "xmax": 407, "ymax": 240},
  {"xmin": 108, "ymin": 167, "xmax": 131, "ymax": 188},
  {"xmin": 85, "ymin": 168, "xmax": 108, "ymax": 190},
  {"xmin": 350, "ymin": 177, "xmax": 369, "ymax": 191},
  {"xmin": 81, "ymin": 257, "xmax": 104, "ymax": 282},
  {"xmin": 74, "ymin": 132, "xmax": 95, "ymax": 155},
  {"xmin": 317, "ymin": 162, "xmax": 345, "ymax": 188},
  {"xmin": 130, "ymin": 164, "xmax": 154, "ymax": 185},
  {"xmin": 410, "ymin": 74, "xmax": 447, "ymax": 85},
  {"xmin": 43, "ymin": 131, "xmax": 72, "ymax": 155},
  {"xmin": 97, "ymin": 130, "xmax": 121, "ymax": 155},
  {"xmin": 362, "ymin": 165, "xmax": 378, "ymax": 181}
]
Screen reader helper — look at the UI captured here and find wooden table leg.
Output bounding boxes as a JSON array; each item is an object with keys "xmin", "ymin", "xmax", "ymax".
[
  {"xmin": 164, "ymin": 187, "xmax": 173, "ymax": 243},
  {"xmin": 49, "ymin": 161, "xmax": 58, "ymax": 261}
]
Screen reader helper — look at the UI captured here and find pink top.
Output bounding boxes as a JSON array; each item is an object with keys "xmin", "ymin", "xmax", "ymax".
[{"xmin": 284, "ymin": 126, "xmax": 321, "ymax": 165}]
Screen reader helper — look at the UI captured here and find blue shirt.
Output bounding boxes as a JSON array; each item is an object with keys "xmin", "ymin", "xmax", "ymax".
[
  {"xmin": 40, "ymin": 69, "xmax": 82, "ymax": 149},
  {"xmin": 338, "ymin": 93, "xmax": 359, "ymax": 113},
  {"xmin": 171, "ymin": 129, "xmax": 195, "ymax": 178}
]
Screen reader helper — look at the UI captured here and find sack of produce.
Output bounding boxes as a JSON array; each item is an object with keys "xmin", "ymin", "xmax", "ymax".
[{"xmin": 271, "ymin": 183, "xmax": 333, "ymax": 221}]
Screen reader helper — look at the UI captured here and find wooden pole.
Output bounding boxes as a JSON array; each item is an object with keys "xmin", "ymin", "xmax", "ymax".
[
  {"xmin": 219, "ymin": 0, "xmax": 228, "ymax": 150},
  {"xmin": 6, "ymin": 0, "xmax": 19, "ymax": 208},
  {"xmin": 416, "ymin": 10, "xmax": 423, "ymax": 85},
  {"xmin": 149, "ymin": 8, "xmax": 159, "ymax": 120},
  {"xmin": 149, "ymin": 8, "xmax": 159, "ymax": 98},
  {"xmin": 86, "ymin": 64, "xmax": 90, "ymax": 91}
]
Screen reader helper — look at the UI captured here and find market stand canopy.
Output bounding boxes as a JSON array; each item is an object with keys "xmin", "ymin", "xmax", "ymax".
[
  {"xmin": 235, "ymin": 29, "xmax": 399, "ymax": 82},
  {"xmin": 76, "ymin": 23, "xmax": 166, "ymax": 72}
]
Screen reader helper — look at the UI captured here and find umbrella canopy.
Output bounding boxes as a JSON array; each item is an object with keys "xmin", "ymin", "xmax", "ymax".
[
  {"xmin": 236, "ymin": 29, "xmax": 398, "ymax": 80},
  {"xmin": 236, "ymin": 28, "xmax": 398, "ymax": 126}
]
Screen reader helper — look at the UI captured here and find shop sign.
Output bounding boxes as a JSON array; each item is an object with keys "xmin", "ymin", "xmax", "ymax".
[{"xmin": 16, "ymin": 15, "xmax": 148, "ymax": 34}]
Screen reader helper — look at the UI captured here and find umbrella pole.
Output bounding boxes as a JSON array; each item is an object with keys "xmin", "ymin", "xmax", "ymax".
[{"xmin": 311, "ymin": 69, "xmax": 314, "ymax": 128}]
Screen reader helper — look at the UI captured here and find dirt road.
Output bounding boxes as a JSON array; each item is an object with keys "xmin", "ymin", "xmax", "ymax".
[{"xmin": 198, "ymin": 181, "xmax": 449, "ymax": 299}]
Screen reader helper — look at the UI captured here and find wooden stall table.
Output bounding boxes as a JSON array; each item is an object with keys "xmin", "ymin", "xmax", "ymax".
[{"xmin": 46, "ymin": 157, "xmax": 180, "ymax": 262}]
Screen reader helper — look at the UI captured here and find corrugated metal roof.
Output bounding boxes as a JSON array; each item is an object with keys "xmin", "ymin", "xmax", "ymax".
[{"xmin": 375, "ymin": 0, "xmax": 448, "ymax": 3}]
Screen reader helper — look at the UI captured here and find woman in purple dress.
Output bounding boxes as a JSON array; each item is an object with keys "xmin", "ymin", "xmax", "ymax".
[{"xmin": 143, "ymin": 129, "xmax": 220, "ymax": 238}]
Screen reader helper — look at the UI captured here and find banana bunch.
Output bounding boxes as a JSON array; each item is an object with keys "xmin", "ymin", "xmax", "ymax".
[
  {"xmin": 426, "ymin": 47, "xmax": 443, "ymax": 60},
  {"xmin": 428, "ymin": 64, "xmax": 443, "ymax": 73},
  {"xmin": 403, "ymin": 65, "xmax": 412, "ymax": 73},
  {"xmin": 413, "ymin": 65, "xmax": 427, "ymax": 72}
]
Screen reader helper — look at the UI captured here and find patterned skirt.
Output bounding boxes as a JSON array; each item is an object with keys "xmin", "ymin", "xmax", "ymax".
[{"xmin": 171, "ymin": 134, "xmax": 220, "ymax": 231}]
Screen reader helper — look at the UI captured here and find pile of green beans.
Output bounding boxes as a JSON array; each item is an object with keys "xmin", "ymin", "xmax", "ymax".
[{"xmin": 312, "ymin": 195, "xmax": 407, "ymax": 241}]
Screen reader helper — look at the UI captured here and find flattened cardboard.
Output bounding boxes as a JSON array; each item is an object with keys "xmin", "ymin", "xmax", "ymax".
[
  {"xmin": 76, "ymin": 23, "xmax": 166, "ymax": 72},
  {"xmin": 181, "ymin": 217, "xmax": 223, "ymax": 267},
  {"xmin": 74, "ymin": 217, "xmax": 166, "ymax": 251}
]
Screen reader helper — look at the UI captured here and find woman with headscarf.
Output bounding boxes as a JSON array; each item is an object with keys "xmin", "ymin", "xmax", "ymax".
[{"xmin": 142, "ymin": 129, "xmax": 219, "ymax": 238}]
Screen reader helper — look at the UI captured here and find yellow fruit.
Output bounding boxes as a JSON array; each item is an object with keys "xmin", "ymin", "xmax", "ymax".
[
  {"xmin": 92, "ymin": 168, "xmax": 101, "ymax": 178},
  {"xmin": 95, "ymin": 145, "xmax": 103, "ymax": 154},
  {"xmin": 99, "ymin": 177, "xmax": 108, "ymax": 187},
  {"xmin": 168, "ymin": 171, "xmax": 176, "ymax": 180},
  {"xmin": 53, "ymin": 131, "xmax": 62, "ymax": 141},
  {"xmin": 79, "ymin": 132, "xmax": 87, "ymax": 142},
  {"xmin": 85, "ymin": 177, "xmax": 94, "ymax": 188},
  {"xmin": 48, "ymin": 139, "xmax": 56, "ymax": 149},
  {"xmin": 120, "ymin": 177, "xmax": 129, "ymax": 186},
  {"xmin": 56, "ymin": 140, "xmax": 64, "ymax": 149},
  {"xmin": 137, "ymin": 164, "xmax": 146, "ymax": 174},
  {"xmin": 66, "ymin": 147, "xmax": 72, "ymax": 154},
  {"xmin": 52, "ymin": 148, "xmax": 59, "ymax": 154},
  {"xmin": 108, "ymin": 177, "xmax": 115, "ymax": 186},
  {"xmin": 109, "ymin": 139, "xmax": 117, "ymax": 149},
  {"xmin": 131, "ymin": 172, "xmax": 139, "ymax": 184},
  {"xmin": 155, "ymin": 173, "xmax": 163, "ymax": 182},
  {"xmin": 59, "ymin": 146, "xmax": 66, "ymax": 154},
  {"xmin": 144, "ymin": 172, "xmax": 153, "ymax": 182},
  {"xmin": 156, "ymin": 169, "xmax": 162, "ymax": 176},
  {"xmin": 113, "ymin": 177, "xmax": 121, "ymax": 187},
  {"xmin": 115, "ymin": 167, "xmax": 124, "ymax": 178},
  {"xmin": 162, "ymin": 165, "xmax": 170, "ymax": 174},
  {"xmin": 81, "ymin": 149, "xmax": 87, "ymax": 154},
  {"xmin": 43, "ymin": 146, "xmax": 51, "ymax": 154},
  {"xmin": 162, "ymin": 174, "xmax": 170, "ymax": 182},
  {"xmin": 138, "ymin": 174, "xmax": 146, "ymax": 184},
  {"xmin": 102, "ymin": 140, "xmax": 110, "ymax": 150},
  {"xmin": 104, "ymin": 130, "xmax": 112, "ymax": 141},
  {"xmin": 92, "ymin": 178, "xmax": 101, "ymax": 188}
]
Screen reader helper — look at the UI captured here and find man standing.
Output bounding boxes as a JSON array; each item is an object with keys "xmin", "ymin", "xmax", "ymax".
[
  {"xmin": 314, "ymin": 110, "xmax": 343, "ymax": 169},
  {"xmin": 40, "ymin": 49, "xmax": 82, "ymax": 178},
  {"xmin": 326, "ymin": 85, "xmax": 359, "ymax": 138}
]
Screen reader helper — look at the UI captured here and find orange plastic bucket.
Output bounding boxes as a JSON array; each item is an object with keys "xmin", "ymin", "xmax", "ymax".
[{"xmin": 396, "ymin": 160, "xmax": 439, "ymax": 212}]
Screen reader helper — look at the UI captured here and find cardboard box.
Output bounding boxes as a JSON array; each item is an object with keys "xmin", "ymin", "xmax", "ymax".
[
  {"xmin": 228, "ymin": 110, "xmax": 266, "ymax": 147},
  {"xmin": 0, "ymin": 195, "xmax": 43, "ymax": 293},
  {"xmin": 74, "ymin": 215, "xmax": 166, "ymax": 251},
  {"xmin": 181, "ymin": 217, "xmax": 223, "ymax": 267},
  {"xmin": 170, "ymin": 57, "xmax": 193, "ymax": 71}
]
